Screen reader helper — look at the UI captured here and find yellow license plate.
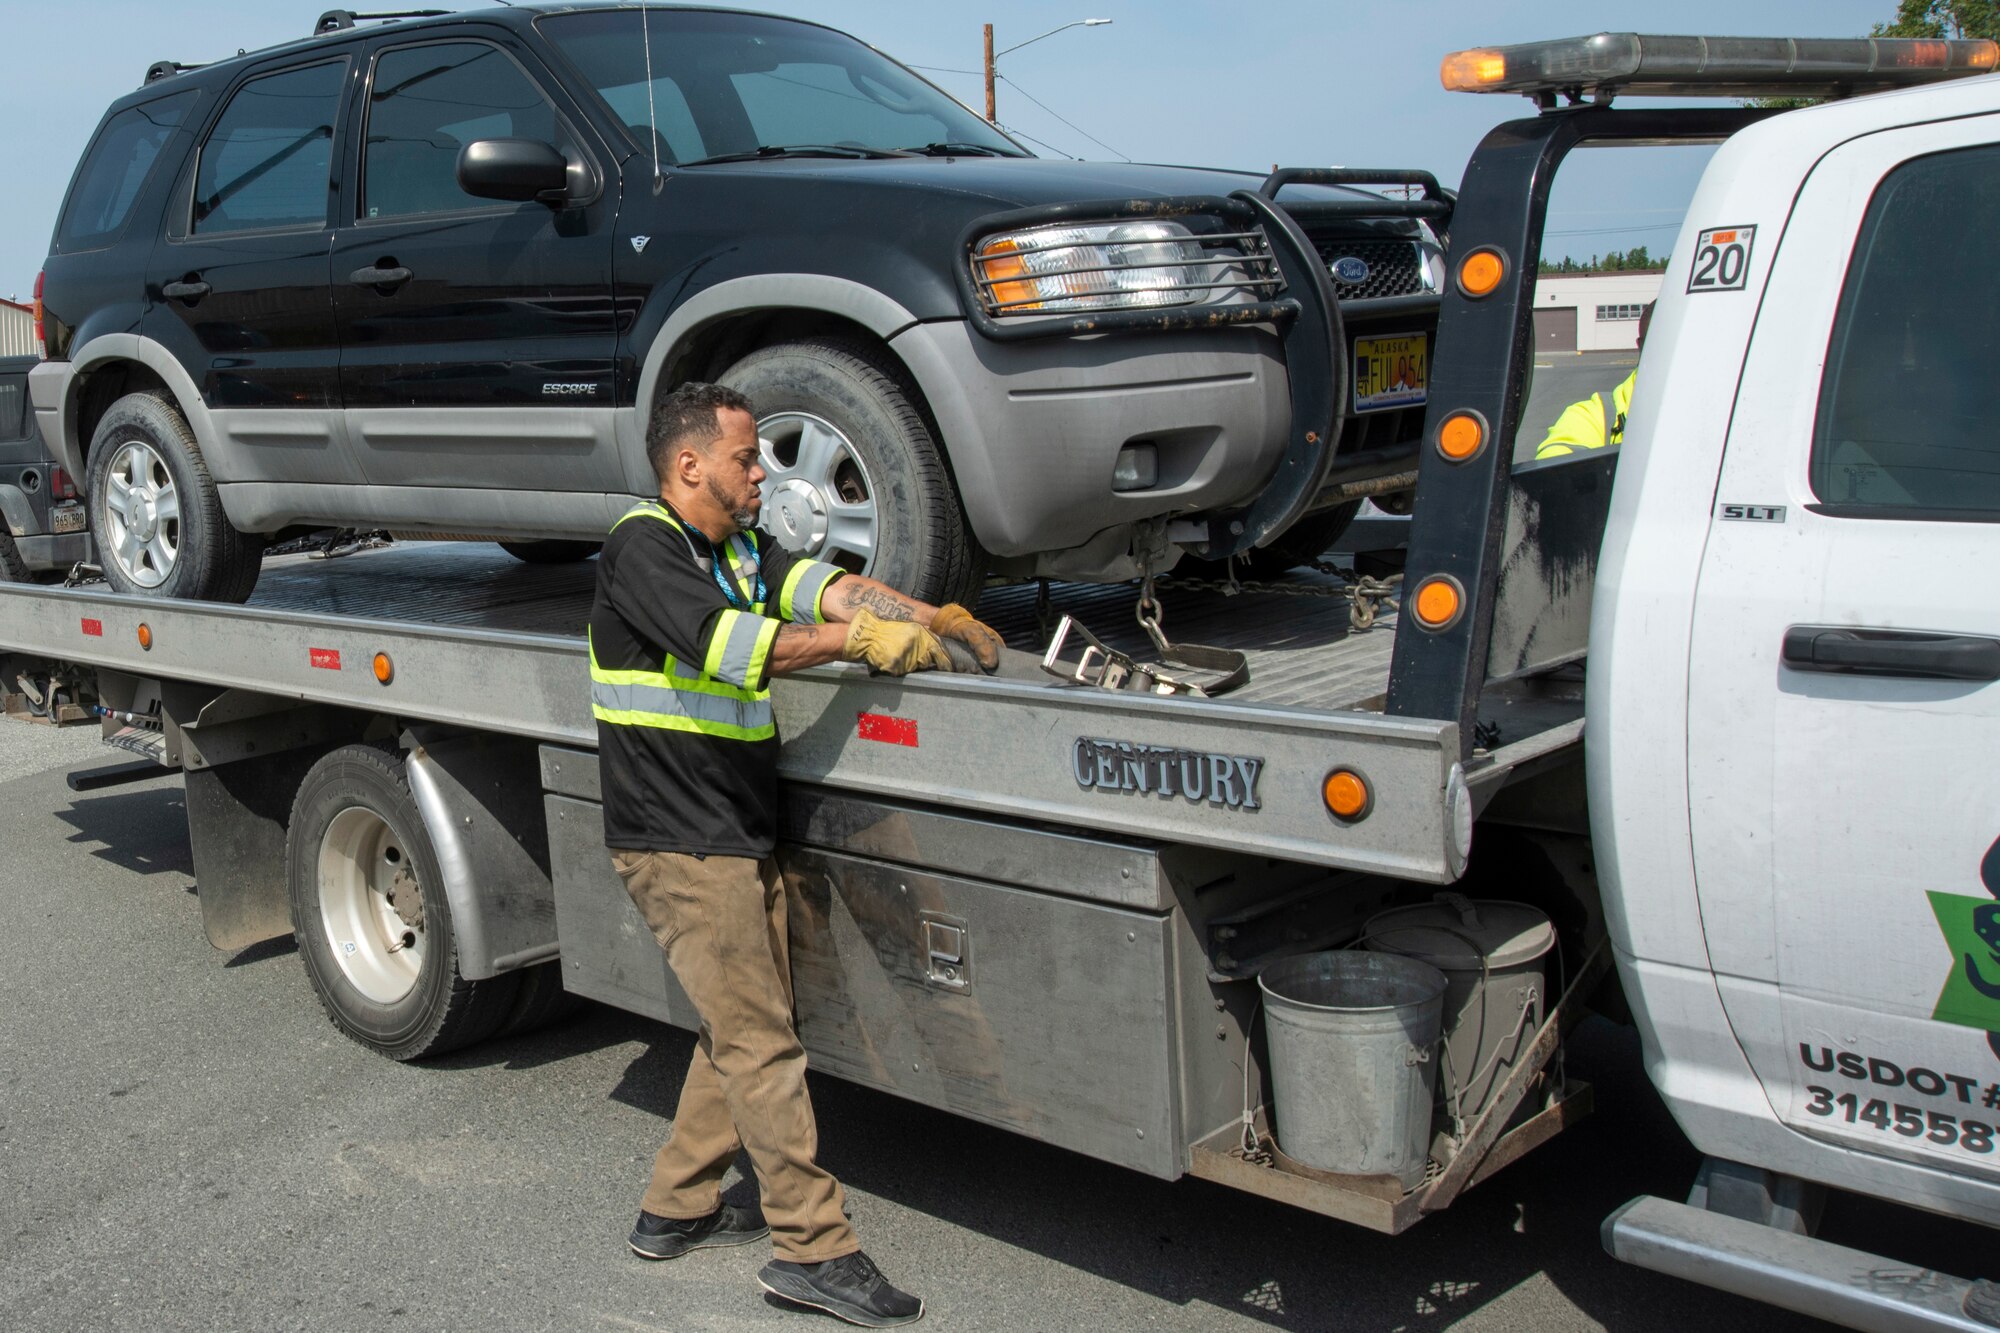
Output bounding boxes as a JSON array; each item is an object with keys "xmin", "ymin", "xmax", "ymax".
[{"xmin": 1353, "ymin": 333, "xmax": 1428, "ymax": 412}]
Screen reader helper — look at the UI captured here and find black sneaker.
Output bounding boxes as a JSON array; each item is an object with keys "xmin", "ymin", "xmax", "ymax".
[
  {"xmin": 628, "ymin": 1202, "xmax": 769, "ymax": 1260},
  {"xmin": 758, "ymin": 1250, "xmax": 924, "ymax": 1327}
]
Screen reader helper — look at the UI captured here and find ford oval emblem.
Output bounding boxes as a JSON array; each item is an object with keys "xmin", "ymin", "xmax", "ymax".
[{"xmin": 1332, "ymin": 256, "xmax": 1371, "ymax": 285}]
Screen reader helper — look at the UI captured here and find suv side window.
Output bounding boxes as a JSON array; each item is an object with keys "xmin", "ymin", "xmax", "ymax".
[
  {"xmin": 56, "ymin": 91, "xmax": 198, "ymax": 252},
  {"xmin": 191, "ymin": 61, "xmax": 346, "ymax": 235},
  {"xmin": 363, "ymin": 42, "xmax": 567, "ymax": 219},
  {"xmin": 1812, "ymin": 142, "xmax": 2000, "ymax": 518}
]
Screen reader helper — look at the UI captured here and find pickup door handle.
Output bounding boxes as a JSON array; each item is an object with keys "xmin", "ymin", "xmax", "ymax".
[
  {"xmin": 348, "ymin": 264, "xmax": 412, "ymax": 289},
  {"xmin": 1781, "ymin": 626, "xmax": 2000, "ymax": 682},
  {"xmin": 160, "ymin": 279, "xmax": 210, "ymax": 301}
]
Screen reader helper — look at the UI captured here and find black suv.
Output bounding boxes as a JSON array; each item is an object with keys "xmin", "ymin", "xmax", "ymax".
[{"xmin": 33, "ymin": 5, "xmax": 1445, "ymax": 603}]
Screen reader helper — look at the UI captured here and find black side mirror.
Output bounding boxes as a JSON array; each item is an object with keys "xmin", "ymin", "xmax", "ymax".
[{"xmin": 457, "ymin": 138, "xmax": 570, "ymax": 205}]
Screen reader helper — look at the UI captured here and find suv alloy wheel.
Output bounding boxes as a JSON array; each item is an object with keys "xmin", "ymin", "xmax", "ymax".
[{"xmin": 85, "ymin": 392, "xmax": 261, "ymax": 602}]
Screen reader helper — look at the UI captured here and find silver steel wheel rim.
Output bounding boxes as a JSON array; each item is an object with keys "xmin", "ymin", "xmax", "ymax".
[
  {"xmin": 317, "ymin": 806, "xmax": 426, "ymax": 1005},
  {"xmin": 756, "ymin": 411, "xmax": 877, "ymax": 575},
  {"xmin": 101, "ymin": 439, "xmax": 181, "ymax": 589}
]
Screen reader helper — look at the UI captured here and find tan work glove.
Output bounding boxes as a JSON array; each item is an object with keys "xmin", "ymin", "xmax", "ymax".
[
  {"xmin": 841, "ymin": 608, "xmax": 955, "ymax": 676},
  {"xmin": 928, "ymin": 603, "xmax": 1004, "ymax": 673}
]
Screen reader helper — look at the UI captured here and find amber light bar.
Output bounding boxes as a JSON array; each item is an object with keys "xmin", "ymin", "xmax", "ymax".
[{"xmin": 1442, "ymin": 33, "xmax": 1999, "ymax": 102}]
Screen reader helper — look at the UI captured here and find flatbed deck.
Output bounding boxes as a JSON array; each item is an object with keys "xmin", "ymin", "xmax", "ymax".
[
  {"xmin": 0, "ymin": 542, "xmax": 1576, "ymax": 881},
  {"xmin": 241, "ymin": 542, "xmax": 1399, "ymax": 713}
]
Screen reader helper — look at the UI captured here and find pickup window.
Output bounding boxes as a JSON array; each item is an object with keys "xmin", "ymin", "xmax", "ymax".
[{"xmin": 1812, "ymin": 142, "xmax": 2000, "ymax": 517}]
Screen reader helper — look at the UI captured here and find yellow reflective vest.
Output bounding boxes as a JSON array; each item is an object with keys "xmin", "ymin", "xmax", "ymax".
[
  {"xmin": 1536, "ymin": 369, "xmax": 1636, "ymax": 460},
  {"xmin": 588, "ymin": 501, "xmax": 841, "ymax": 743}
]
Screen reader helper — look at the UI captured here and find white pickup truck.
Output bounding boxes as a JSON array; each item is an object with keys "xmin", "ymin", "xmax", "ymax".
[{"xmin": 1554, "ymin": 35, "xmax": 2000, "ymax": 1327}]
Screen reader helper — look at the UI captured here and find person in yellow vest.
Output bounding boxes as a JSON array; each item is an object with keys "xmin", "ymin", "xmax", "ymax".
[
  {"xmin": 589, "ymin": 381, "xmax": 1002, "ymax": 1327},
  {"xmin": 1536, "ymin": 301, "xmax": 1652, "ymax": 460}
]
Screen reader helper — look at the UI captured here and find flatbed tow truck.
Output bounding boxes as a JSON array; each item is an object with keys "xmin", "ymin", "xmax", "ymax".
[{"xmin": 10, "ymin": 33, "xmax": 2000, "ymax": 1330}]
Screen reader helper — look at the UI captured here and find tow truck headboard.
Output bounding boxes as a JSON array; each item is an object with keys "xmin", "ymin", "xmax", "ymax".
[
  {"xmin": 1384, "ymin": 32, "xmax": 1999, "ymax": 757},
  {"xmin": 1384, "ymin": 105, "xmax": 1762, "ymax": 753}
]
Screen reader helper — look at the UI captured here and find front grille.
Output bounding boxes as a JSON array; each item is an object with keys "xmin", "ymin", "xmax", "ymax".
[{"xmin": 1313, "ymin": 237, "xmax": 1425, "ymax": 301}]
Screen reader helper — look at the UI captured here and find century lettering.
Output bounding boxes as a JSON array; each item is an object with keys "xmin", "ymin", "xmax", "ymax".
[{"xmin": 1070, "ymin": 737, "xmax": 1264, "ymax": 811}]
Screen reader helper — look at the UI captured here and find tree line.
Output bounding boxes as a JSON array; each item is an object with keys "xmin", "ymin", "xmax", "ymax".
[{"xmin": 1537, "ymin": 246, "xmax": 1661, "ymax": 275}]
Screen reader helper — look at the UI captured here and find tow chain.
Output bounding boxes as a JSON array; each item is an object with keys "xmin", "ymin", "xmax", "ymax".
[
  {"xmin": 262, "ymin": 528, "xmax": 394, "ymax": 561},
  {"xmin": 1152, "ymin": 558, "xmax": 1404, "ymax": 632}
]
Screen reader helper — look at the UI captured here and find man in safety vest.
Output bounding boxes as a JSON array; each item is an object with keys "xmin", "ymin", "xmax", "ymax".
[
  {"xmin": 590, "ymin": 381, "xmax": 1001, "ymax": 1328},
  {"xmin": 1535, "ymin": 301, "xmax": 1652, "ymax": 460}
]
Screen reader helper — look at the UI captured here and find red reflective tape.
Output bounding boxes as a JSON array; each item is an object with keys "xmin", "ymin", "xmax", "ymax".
[
  {"xmin": 856, "ymin": 711, "xmax": 917, "ymax": 747},
  {"xmin": 79, "ymin": 618, "xmax": 103, "ymax": 637},
  {"xmin": 309, "ymin": 648, "xmax": 343, "ymax": 671}
]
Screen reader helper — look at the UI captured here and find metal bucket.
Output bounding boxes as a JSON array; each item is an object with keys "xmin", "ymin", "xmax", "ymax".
[
  {"xmin": 1365, "ymin": 896, "xmax": 1554, "ymax": 1126},
  {"xmin": 1258, "ymin": 950, "xmax": 1448, "ymax": 1190}
]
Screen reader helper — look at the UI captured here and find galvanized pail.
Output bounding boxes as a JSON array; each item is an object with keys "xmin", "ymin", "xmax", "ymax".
[{"xmin": 1257, "ymin": 950, "xmax": 1448, "ymax": 1190}]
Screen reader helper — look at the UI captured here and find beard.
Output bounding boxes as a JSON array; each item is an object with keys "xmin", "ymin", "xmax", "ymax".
[{"xmin": 705, "ymin": 474, "xmax": 759, "ymax": 534}]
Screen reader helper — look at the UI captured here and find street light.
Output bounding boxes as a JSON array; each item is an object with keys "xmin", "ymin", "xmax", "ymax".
[{"xmin": 984, "ymin": 19, "xmax": 1112, "ymax": 123}]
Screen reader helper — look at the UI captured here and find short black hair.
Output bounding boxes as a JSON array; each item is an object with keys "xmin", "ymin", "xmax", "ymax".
[{"xmin": 647, "ymin": 382, "xmax": 753, "ymax": 484}]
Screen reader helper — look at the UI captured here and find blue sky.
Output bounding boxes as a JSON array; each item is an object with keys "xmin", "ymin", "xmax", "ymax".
[{"xmin": 0, "ymin": 0, "xmax": 1902, "ymax": 298}]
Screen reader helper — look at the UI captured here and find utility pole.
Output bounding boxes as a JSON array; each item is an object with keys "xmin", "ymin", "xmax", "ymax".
[{"xmin": 983, "ymin": 23, "xmax": 996, "ymax": 123}]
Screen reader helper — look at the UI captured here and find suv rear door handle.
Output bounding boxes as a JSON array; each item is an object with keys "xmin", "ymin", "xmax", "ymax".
[
  {"xmin": 1781, "ymin": 626, "xmax": 2000, "ymax": 681},
  {"xmin": 349, "ymin": 264, "xmax": 412, "ymax": 290},
  {"xmin": 161, "ymin": 279, "xmax": 210, "ymax": 301}
]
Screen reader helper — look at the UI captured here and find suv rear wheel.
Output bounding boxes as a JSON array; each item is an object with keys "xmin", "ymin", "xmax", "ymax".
[
  {"xmin": 719, "ymin": 337, "xmax": 980, "ymax": 607},
  {"xmin": 86, "ymin": 391, "xmax": 261, "ymax": 602}
]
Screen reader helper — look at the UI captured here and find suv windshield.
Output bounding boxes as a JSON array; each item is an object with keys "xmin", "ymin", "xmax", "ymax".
[{"xmin": 538, "ymin": 8, "xmax": 1026, "ymax": 166}]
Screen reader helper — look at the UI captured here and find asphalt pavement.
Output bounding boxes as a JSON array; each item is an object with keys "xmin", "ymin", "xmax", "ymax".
[{"xmin": 0, "ymin": 714, "xmax": 1988, "ymax": 1333}]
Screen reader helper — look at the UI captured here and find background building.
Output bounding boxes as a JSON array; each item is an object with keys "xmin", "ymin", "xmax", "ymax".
[
  {"xmin": 1530, "ymin": 271, "xmax": 1663, "ymax": 353},
  {"xmin": 0, "ymin": 297, "xmax": 35, "ymax": 357}
]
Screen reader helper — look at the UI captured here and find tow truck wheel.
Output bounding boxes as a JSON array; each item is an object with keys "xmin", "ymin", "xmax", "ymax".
[
  {"xmin": 285, "ymin": 744, "xmax": 520, "ymax": 1061},
  {"xmin": 720, "ymin": 337, "xmax": 982, "ymax": 607},
  {"xmin": 85, "ymin": 392, "xmax": 261, "ymax": 603},
  {"xmin": 496, "ymin": 539, "xmax": 601, "ymax": 564}
]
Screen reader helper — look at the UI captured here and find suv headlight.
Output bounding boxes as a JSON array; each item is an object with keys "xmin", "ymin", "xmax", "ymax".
[{"xmin": 972, "ymin": 220, "xmax": 1220, "ymax": 315}]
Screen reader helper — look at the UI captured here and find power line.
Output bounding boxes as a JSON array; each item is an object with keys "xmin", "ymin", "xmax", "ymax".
[
  {"xmin": 1544, "ymin": 221, "xmax": 1681, "ymax": 237},
  {"xmin": 993, "ymin": 119, "xmax": 1079, "ymax": 160},
  {"xmin": 907, "ymin": 63, "xmax": 984, "ymax": 76},
  {"xmin": 995, "ymin": 74, "xmax": 1128, "ymax": 161}
]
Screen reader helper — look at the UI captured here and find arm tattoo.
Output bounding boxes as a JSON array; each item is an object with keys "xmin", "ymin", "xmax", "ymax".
[
  {"xmin": 776, "ymin": 623, "xmax": 813, "ymax": 640},
  {"xmin": 837, "ymin": 581, "xmax": 916, "ymax": 622}
]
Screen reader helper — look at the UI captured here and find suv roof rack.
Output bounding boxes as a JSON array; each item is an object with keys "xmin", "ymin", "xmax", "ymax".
[
  {"xmin": 142, "ymin": 60, "xmax": 209, "ymax": 85},
  {"xmin": 1442, "ymin": 33, "xmax": 2000, "ymax": 107},
  {"xmin": 313, "ymin": 8, "xmax": 454, "ymax": 37}
]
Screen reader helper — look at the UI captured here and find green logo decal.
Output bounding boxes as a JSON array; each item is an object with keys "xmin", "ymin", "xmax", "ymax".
[{"xmin": 1928, "ymin": 891, "xmax": 2000, "ymax": 1032}]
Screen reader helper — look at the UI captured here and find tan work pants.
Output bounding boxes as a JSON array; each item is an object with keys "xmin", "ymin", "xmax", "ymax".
[{"xmin": 610, "ymin": 849, "xmax": 859, "ymax": 1263}]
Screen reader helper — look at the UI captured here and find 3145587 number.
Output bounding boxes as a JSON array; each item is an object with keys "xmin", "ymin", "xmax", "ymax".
[{"xmin": 1804, "ymin": 1085, "xmax": 1995, "ymax": 1153}]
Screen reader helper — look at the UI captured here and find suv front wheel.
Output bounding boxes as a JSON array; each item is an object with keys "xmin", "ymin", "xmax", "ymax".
[
  {"xmin": 86, "ymin": 391, "xmax": 261, "ymax": 602},
  {"xmin": 719, "ymin": 337, "xmax": 980, "ymax": 607}
]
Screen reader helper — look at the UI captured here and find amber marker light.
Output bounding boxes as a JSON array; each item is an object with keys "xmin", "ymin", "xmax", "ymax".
[
  {"xmin": 1437, "ymin": 410, "xmax": 1486, "ymax": 462},
  {"xmin": 1971, "ymin": 40, "xmax": 1999, "ymax": 69},
  {"xmin": 136, "ymin": 623, "xmax": 152, "ymax": 651},
  {"xmin": 975, "ymin": 238, "xmax": 1042, "ymax": 313},
  {"xmin": 1323, "ymin": 768, "xmax": 1373, "ymax": 822},
  {"xmin": 373, "ymin": 652, "xmax": 394, "ymax": 685},
  {"xmin": 1439, "ymin": 48, "xmax": 1507, "ymax": 91},
  {"xmin": 1412, "ymin": 575, "xmax": 1465, "ymax": 631},
  {"xmin": 1456, "ymin": 248, "xmax": 1505, "ymax": 298}
]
